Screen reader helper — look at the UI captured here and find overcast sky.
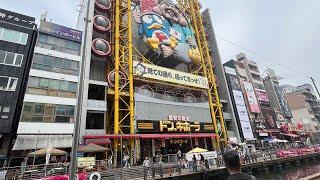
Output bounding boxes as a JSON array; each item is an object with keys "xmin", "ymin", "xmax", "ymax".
[{"xmin": 1, "ymin": 0, "xmax": 320, "ymax": 87}]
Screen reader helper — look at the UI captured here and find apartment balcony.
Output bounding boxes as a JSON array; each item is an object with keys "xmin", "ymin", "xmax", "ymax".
[
  {"xmin": 250, "ymin": 69, "xmax": 260, "ymax": 76},
  {"xmin": 87, "ymin": 99, "xmax": 107, "ymax": 111},
  {"xmin": 247, "ymin": 60, "xmax": 258, "ymax": 67}
]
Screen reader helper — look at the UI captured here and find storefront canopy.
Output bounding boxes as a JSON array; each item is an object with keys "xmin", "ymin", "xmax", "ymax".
[
  {"xmin": 280, "ymin": 133, "xmax": 299, "ymax": 138},
  {"xmin": 28, "ymin": 148, "xmax": 68, "ymax": 157},
  {"xmin": 12, "ymin": 135, "xmax": 73, "ymax": 151},
  {"xmin": 84, "ymin": 133, "xmax": 217, "ymax": 140}
]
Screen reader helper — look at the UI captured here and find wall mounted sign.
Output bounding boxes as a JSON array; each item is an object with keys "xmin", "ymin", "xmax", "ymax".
[{"xmin": 133, "ymin": 61, "xmax": 209, "ymax": 89}]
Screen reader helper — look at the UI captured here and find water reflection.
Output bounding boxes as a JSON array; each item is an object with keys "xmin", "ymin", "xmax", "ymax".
[{"xmin": 254, "ymin": 161, "xmax": 320, "ymax": 180}]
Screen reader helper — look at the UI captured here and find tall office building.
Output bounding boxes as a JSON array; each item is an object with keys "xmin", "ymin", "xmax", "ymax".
[
  {"xmin": 202, "ymin": 9, "xmax": 241, "ymax": 143},
  {"xmin": 0, "ymin": 8, "xmax": 37, "ymax": 164},
  {"xmin": 11, "ymin": 19, "xmax": 82, "ymax": 164},
  {"xmin": 263, "ymin": 69, "xmax": 292, "ymax": 125},
  {"xmin": 224, "ymin": 53, "xmax": 278, "ymax": 140}
]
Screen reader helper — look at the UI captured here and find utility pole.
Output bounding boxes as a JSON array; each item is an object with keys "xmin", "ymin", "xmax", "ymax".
[
  {"xmin": 69, "ymin": 0, "xmax": 91, "ymax": 179},
  {"xmin": 311, "ymin": 77, "xmax": 320, "ymax": 99}
]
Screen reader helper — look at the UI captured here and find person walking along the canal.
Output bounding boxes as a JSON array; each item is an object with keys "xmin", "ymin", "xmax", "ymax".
[
  {"xmin": 223, "ymin": 150, "xmax": 256, "ymax": 180},
  {"xmin": 123, "ymin": 154, "xmax": 130, "ymax": 168},
  {"xmin": 192, "ymin": 154, "xmax": 197, "ymax": 171},
  {"xmin": 143, "ymin": 157, "xmax": 150, "ymax": 180}
]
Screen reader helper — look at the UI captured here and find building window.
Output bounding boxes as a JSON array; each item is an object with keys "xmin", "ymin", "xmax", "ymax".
[
  {"xmin": 32, "ymin": 54, "xmax": 78, "ymax": 75},
  {"xmin": 0, "ymin": 27, "xmax": 28, "ymax": 45},
  {"xmin": 27, "ymin": 77, "xmax": 77, "ymax": 98},
  {"xmin": 37, "ymin": 33, "xmax": 81, "ymax": 55},
  {"xmin": 21, "ymin": 102, "xmax": 75, "ymax": 123},
  {"xmin": 0, "ymin": 50, "xmax": 24, "ymax": 67},
  {"xmin": 0, "ymin": 106, "xmax": 11, "ymax": 119},
  {"xmin": 0, "ymin": 76, "xmax": 18, "ymax": 91}
]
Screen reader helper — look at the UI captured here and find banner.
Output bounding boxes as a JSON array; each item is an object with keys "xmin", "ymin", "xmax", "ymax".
[
  {"xmin": 256, "ymin": 89, "xmax": 269, "ymax": 102},
  {"xmin": 243, "ymin": 81, "xmax": 260, "ymax": 113},
  {"xmin": 40, "ymin": 20, "xmax": 82, "ymax": 42},
  {"xmin": 133, "ymin": 61, "xmax": 209, "ymax": 89},
  {"xmin": 77, "ymin": 157, "xmax": 95, "ymax": 168}
]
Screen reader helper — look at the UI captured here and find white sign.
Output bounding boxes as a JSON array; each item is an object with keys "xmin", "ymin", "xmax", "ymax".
[
  {"xmin": 236, "ymin": 105, "xmax": 250, "ymax": 122},
  {"xmin": 185, "ymin": 151, "xmax": 218, "ymax": 161},
  {"xmin": 241, "ymin": 121, "xmax": 255, "ymax": 140},
  {"xmin": 233, "ymin": 90, "xmax": 245, "ymax": 106},
  {"xmin": 0, "ymin": 170, "xmax": 7, "ymax": 179},
  {"xmin": 224, "ymin": 66, "xmax": 237, "ymax": 75}
]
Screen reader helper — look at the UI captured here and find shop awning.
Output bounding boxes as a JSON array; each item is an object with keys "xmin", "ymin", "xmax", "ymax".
[
  {"xmin": 12, "ymin": 135, "xmax": 73, "ymax": 151},
  {"xmin": 140, "ymin": 133, "xmax": 217, "ymax": 139},
  {"xmin": 83, "ymin": 134, "xmax": 140, "ymax": 139},
  {"xmin": 280, "ymin": 133, "xmax": 299, "ymax": 138}
]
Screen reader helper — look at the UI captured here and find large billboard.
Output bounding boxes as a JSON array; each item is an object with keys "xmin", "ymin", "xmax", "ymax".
[
  {"xmin": 133, "ymin": 0, "xmax": 201, "ymax": 69},
  {"xmin": 225, "ymin": 67, "xmax": 255, "ymax": 140},
  {"xmin": 39, "ymin": 20, "xmax": 82, "ymax": 42},
  {"xmin": 243, "ymin": 81, "xmax": 260, "ymax": 113},
  {"xmin": 0, "ymin": 8, "xmax": 35, "ymax": 28},
  {"xmin": 133, "ymin": 61, "xmax": 208, "ymax": 89}
]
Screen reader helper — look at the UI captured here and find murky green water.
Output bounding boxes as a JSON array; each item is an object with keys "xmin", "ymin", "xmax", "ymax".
[{"xmin": 254, "ymin": 160, "xmax": 320, "ymax": 180}]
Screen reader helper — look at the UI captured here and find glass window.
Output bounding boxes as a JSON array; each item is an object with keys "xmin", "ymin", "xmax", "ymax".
[
  {"xmin": 20, "ymin": 33, "xmax": 28, "ymax": 44},
  {"xmin": 71, "ymin": 61, "xmax": 78, "ymax": 70},
  {"xmin": 4, "ymin": 52, "xmax": 14, "ymax": 65},
  {"xmin": 23, "ymin": 103, "xmax": 33, "ymax": 113},
  {"xmin": 66, "ymin": 106, "xmax": 75, "ymax": 116},
  {"xmin": 14, "ymin": 54, "xmax": 23, "ymax": 66},
  {"xmin": 59, "ymin": 81, "xmax": 69, "ymax": 91},
  {"xmin": 44, "ymin": 105, "xmax": 55, "ymax": 115},
  {"xmin": 54, "ymin": 57, "xmax": 62, "ymax": 67},
  {"xmin": 62, "ymin": 59, "xmax": 71, "ymax": 69},
  {"xmin": 68, "ymin": 82, "xmax": 77, "ymax": 92},
  {"xmin": 34, "ymin": 104, "xmax": 45, "ymax": 114},
  {"xmin": 56, "ymin": 105, "xmax": 66, "ymax": 115},
  {"xmin": 49, "ymin": 80, "xmax": 59, "ymax": 90},
  {"xmin": 28, "ymin": 77, "xmax": 40, "ymax": 88},
  {"xmin": 32, "ymin": 116, "xmax": 43, "ymax": 122},
  {"xmin": 11, "ymin": 31, "xmax": 20, "ymax": 43},
  {"xmin": 43, "ymin": 56, "xmax": 53, "ymax": 66},
  {"xmin": 7, "ymin": 78, "xmax": 18, "ymax": 91},
  {"xmin": 38, "ymin": 34, "xmax": 48, "ymax": 43},
  {"xmin": 0, "ymin": 50, "xmax": 6, "ymax": 63},
  {"xmin": 47, "ymin": 35, "xmax": 56, "ymax": 45},
  {"xmin": 0, "ymin": 77, "xmax": 9, "ymax": 90},
  {"xmin": 0, "ymin": 27, "xmax": 3, "ymax": 37},
  {"xmin": 33, "ymin": 54, "xmax": 43, "ymax": 64},
  {"xmin": 55, "ymin": 116, "xmax": 70, "ymax": 123},
  {"xmin": 2, "ymin": 106, "xmax": 10, "ymax": 113},
  {"xmin": 39, "ymin": 78, "xmax": 49, "ymax": 88},
  {"xmin": 2, "ymin": 29, "xmax": 12, "ymax": 41}
]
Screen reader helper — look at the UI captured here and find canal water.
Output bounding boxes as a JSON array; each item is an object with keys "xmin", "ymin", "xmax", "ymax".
[{"xmin": 253, "ymin": 160, "xmax": 320, "ymax": 180}]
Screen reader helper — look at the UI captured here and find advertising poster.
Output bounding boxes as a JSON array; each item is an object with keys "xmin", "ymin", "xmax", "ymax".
[
  {"xmin": 133, "ymin": 61, "xmax": 209, "ymax": 89},
  {"xmin": 261, "ymin": 108, "xmax": 277, "ymax": 129},
  {"xmin": 40, "ymin": 20, "xmax": 82, "ymax": 42},
  {"xmin": 256, "ymin": 90, "xmax": 269, "ymax": 102},
  {"xmin": 225, "ymin": 67, "xmax": 255, "ymax": 140},
  {"xmin": 243, "ymin": 81, "xmax": 260, "ymax": 113}
]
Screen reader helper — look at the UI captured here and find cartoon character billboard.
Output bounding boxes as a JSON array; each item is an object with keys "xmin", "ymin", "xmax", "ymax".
[{"xmin": 133, "ymin": 0, "xmax": 201, "ymax": 69}]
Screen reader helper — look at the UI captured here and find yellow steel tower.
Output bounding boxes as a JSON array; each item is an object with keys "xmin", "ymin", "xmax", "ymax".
[{"xmin": 111, "ymin": 0, "xmax": 227, "ymax": 163}]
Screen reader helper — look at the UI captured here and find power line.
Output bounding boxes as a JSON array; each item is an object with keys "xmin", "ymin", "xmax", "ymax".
[{"xmin": 215, "ymin": 33, "xmax": 320, "ymax": 81}]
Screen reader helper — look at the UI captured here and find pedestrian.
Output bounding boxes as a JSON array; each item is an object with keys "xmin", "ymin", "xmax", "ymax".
[
  {"xmin": 200, "ymin": 154, "xmax": 205, "ymax": 170},
  {"xmin": 123, "ymin": 154, "xmax": 130, "ymax": 168},
  {"xmin": 107, "ymin": 155, "xmax": 113, "ymax": 169},
  {"xmin": 192, "ymin": 154, "xmax": 197, "ymax": 172},
  {"xmin": 177, "ymin": 149, "xmax": 182, "ymax": 160},
  {"xmin": 223, "ymin": 150, "xmax": 256, "ymax": 180},
  {"xmin": 143, "ymin": 157, "xmax": 150, "ymax": 180}
]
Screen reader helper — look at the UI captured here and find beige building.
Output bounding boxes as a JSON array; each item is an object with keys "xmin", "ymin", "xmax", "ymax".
[{"xmin": 286, "ymin": 89, "xmax": 320, "ymax": 131}]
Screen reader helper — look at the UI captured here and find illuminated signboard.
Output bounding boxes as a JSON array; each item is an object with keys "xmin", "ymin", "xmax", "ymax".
[
  {"xmin": 137, "ymin": 120, "xmax": 214, "ymax": 133},
  {"xmin": 133, "ymin": 61, "xmax": 209, "ymax": 89}
]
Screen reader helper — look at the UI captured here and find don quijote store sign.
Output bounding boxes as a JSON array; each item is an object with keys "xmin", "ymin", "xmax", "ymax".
[
  {"xmin": 137, "ymin": 115, "xmax": 215, "ymax": 133},
  {"xmin": 133, "ymin": 61, "xmax": 209, "ymax": 89}
]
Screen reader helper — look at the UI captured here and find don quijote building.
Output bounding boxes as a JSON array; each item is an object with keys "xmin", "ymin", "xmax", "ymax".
[{"xmin": 77, "ymin": 0, "xmax": 228, "ymax": 165}]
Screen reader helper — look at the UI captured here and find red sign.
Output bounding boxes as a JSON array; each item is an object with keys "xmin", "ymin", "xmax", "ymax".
[{"xmin": 256, "ymin": 90, "xmax": 269, "ymax": 102}]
